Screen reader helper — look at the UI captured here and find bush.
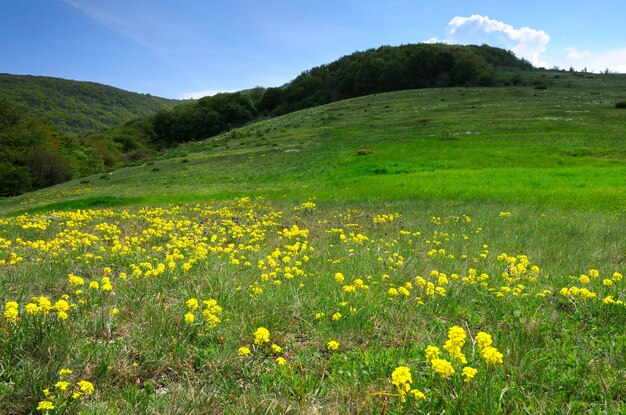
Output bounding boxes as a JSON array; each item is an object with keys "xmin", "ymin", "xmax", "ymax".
[{"xmin": 615, "ymin": 101, "xmax": 626, "ymax": 109}]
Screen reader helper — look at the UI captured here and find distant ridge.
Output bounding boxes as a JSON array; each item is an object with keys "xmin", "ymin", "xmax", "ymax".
[{"xmin": 0, "ymin": 73, "xmax": 178, "ymax": 134}]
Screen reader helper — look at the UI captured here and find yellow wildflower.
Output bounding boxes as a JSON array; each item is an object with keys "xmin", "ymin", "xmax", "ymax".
[
  {"xmin": 254, "ymin": 327, "xmax": 270, "ymax": 345},
  {"xmin": 77, "ymin": 380, "xmax": 94, "ymax": 394},
  {"xmin": 425, "ymin": 345, "xmax": 440, "ymax": 362},
  {"xmin": 55, "ymin": 381, "xmax": 70, "ymax": 390},
  {"xmin": 475, "ymin": 332, "xmax": 493, "ymax": 350},
  {"xmin": 462, "ymin": 366, "xmax": 478, "ymax": 383},
  {"xmin": 238, "ymin": 346, "xmax": 251, "ymax": 356},
  {"xmin": 481, "ymin": 346, "xmax": 504, "ymax": 365},
  {"xmin": 36, "ymin": 400, "xmax": 55, "ymax": 411},
  {"xmin": 3, "ymin": 301, "xmax": 19, "ymax": 322},
  {"xmin": 410, "ymin": 389, "xmax": 426, "ymax": 400},
  {"xmin": 430, "ymin": 358, "xmax": 455, "ymax": 378},
  {"xmin": 59, "ymin": 368, "xmax": 72, "ymax": 376},
  {"xmin": 327, "ymin": 340, "xmax": 339, "ymax": 351},
  {"xmin": 186, "ymin": 298, "xmax": 199, "ymax": 311},
  {"xmin": 391, "ymin": 366, "xmax": 412, "ymax": 401}
]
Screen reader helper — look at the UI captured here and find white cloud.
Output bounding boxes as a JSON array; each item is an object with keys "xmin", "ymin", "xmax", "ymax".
[
  {"xmin": 441, "ymin": 14, "xmax": 550, "ymax": 67},
  {"xmin": 562, "ymin": 47, "xmax": 626, "ymax": 73},
  {"xmin": 564, "ymin": 47, "xmax": 592, "ymax": 60},
  {"xmin": 423, "ymin": 37, "xmax": 443, "ymax": 44},
  {"xmin": 178, "ymin": 89, "xmax": 236, "ymax": 100}
]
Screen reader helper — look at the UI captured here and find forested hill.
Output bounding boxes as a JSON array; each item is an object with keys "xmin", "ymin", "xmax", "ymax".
[
  {"xmin": 1, "ymin": 43, "xmax": 536, "ymax": 197},
  {"xmin": 151, "ymin": 43, "xmax": 534, "ymax": 147},
  {"xmin": 255, "ymin": 43, "xmax": 533, "ymax": 116},
  {"xmin": 0, "ymin": 74, "xmax": 178, "ymax": 134}
]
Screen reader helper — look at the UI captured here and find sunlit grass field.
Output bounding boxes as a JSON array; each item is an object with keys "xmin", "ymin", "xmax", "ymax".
[{"xmin": 1, "ymin": 71, "xmax": 625, "ymax": 414}]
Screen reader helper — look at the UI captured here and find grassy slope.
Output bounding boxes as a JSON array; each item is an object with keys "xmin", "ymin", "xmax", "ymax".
[
  {"xmin": 0, "ymin": 73, "xmax": 178, "ymax": 134},
  {"xmin": 3, "ymin": 70, "xmax": 625, "ymax": 214},
  {"xmin": 1, "ymin": 71, "xmax": 625, "ymax": 414}
]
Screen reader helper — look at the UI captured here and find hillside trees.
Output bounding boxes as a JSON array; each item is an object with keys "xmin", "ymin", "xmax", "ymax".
[
  {"xmin": 256, "ymin": 43, "xmax": 523, "ymax": 116},
  {"xmin": 0, "ymin": 74, "xmax": 177, "ymax": 134},
  {"xmin": 0, "ymin": 99, "xmax": 72, "ymax": 196},
  {"xmin": 152, "ymin": 92, "xmax": 257, "ymax": 147}
]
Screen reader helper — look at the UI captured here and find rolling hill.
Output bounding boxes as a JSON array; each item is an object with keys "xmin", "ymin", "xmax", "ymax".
[
  {"xmin": 1, "ymin": 66, "xmax": 625, "ymax": 414},
  {"xmin": 4, "ymin": 68, "xmax": 624, "ymax": 214},
  {"xmin": 0, "ymin": 73, "xmax": 178, "ymax": 134}
]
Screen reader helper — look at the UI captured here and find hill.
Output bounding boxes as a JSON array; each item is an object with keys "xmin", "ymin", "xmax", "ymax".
[
  {"xmin": 0, "ymin": 73, "xmax": 178, "ymax": 134},
  {"xmin": 3, "ymin": 68, "xmax": 624, "ymax": 214},
  {"xmin": 0, "ymin": 44, "xmax": 536, "ymax": 197},
  {"xmin": 1, "ymin": 68, "xmax": 625, "ymax": 414},
  {"xmin": 0, "ymin": 70, "xmax": 625, "ymax": 414},
  {"xmin": 143, "ymin": 43, "xmax": 533, "ymax": 149}
]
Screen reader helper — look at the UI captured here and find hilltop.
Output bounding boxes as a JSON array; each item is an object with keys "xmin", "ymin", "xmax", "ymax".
[{"xmin": 0, "ymin": 73, "xmax": 178, "ymax": 134}]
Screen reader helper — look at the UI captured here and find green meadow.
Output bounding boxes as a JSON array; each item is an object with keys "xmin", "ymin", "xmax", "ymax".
[{"xmin": 1, "ymin": 70, "xmax": 625, "ymax": 414}]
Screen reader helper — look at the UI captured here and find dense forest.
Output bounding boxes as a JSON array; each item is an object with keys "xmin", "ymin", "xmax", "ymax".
[
  {"xmin": 1, "ymin": 43, "xmax": 534, "ymax": 196},
  {"xmin": 0, "ymin": 74, "xmax": 177, "ymax": 134}
]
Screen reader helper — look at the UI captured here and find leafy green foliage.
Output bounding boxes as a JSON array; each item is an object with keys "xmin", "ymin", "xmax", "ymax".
[
  {"xmin": 255, "ymin": 43, "xmax": 531, "ymax": 116},
  {"xmin": 0, "ymin": 74, "xmax": 177, "ymax": 134},
  {"xmin": 0, "ymin": 99, "xmax": 104, "ymax": 196},
  {"xmin": 152, "ymin": 93, "xmax": 257, "ymax": 147},
  {"xmin": 3, "ymin": 68, "xmax": 624, "ymax": 214}
]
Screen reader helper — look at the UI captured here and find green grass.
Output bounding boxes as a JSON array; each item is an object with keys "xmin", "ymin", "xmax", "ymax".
[
  {"xmin": 0, "ymin": 72, "xmax": 625, "ymax": 414},
  {"xmin": 2, "ymin": 70, "xmax": 625, "ymax": 214}
]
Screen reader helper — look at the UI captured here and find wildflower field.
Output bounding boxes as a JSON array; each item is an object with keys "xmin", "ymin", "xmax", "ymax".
[
  {"xmin": 1, "ymin": 197, "xmax": 624, "ymax": 414},
  {"xmin": 1, "ymin": 72, "xmax": 625, "ymax": 413}
]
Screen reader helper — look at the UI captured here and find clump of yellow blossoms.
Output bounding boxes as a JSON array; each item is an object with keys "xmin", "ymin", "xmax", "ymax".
[
  {"xmin": 184, "ymin": 298, "xmax": 222, "ymax": 329},
  {"xmin": 254, "ymin": 327, "xmax": 270, "ymax": 345},
  {"xmin": 238, "ymin": 346, "xmax": 251, "ymax": 356},
  {"xmin": 443, "ymin": 326, "xmax": 467, "ymax": 363},
  {"xmin": 327, "ymin": 340, "xmax": 339, "ymax": 351},
  {"xmin": 430, "ymin": 358, "xmax": 456, "ymax": 378},
  {"xmin": 37, "ymin": 368, "xmax": 94, "ymax": 412},
  {"xmin": 3, "ymin": 301, "xmax": 19, "ymax": 322},
  {"xmin": 475, "ymin": 331, "xmax": 503, "ymax": 366},
  {"xmin": 462, "ymin": 366, "xmax": 478, "ymax": 383},
  {"xmin": 425, "ymin": 345, "xmax": 441, "ymax": 362},
  {"xmin": 390, "ymin": 366, "xmax": 426, "ymax": 402}
]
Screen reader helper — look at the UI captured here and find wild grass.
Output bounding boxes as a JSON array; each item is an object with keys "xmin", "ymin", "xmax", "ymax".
[
  {"xmin": 1, "ymin": 70, "xmax": 624, "ymax": 215},
  {"xmin": 0, "ymin": 71, "xmax": 625, "ymax": 413}
]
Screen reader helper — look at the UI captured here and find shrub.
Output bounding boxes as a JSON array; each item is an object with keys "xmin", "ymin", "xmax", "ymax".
[{"xmin": 615, "ymin": 101, "xmax": 626, "ymax": 109}]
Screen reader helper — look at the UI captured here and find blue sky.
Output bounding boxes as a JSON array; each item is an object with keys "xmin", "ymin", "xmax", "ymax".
[{"xmin": 2, "ymin": 0, "xmax": 625, "ymax": 99}]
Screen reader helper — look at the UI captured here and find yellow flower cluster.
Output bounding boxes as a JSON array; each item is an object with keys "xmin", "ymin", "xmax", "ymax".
[
  {"xmin": 327, "ymin": 340, "xmax": 339, "ymax": 351},
  {"xmin": 390, "ymin": 366, "xmax": 426, "ymax": 403},
  {"xmin": 476, "ymin": 331, "xmax": 504, "ymax": 365},
  {"xmin": 5, "ymin": 296, "xmax": 76, "ymax": 323},
  {"xmin": 443, "ymin": 326, "xmax": 467, "ymax": 364},
  {"xmin": 424, "ymin": 327, "xmax": 503, "ymax": 384},
  {"xmin": 37, "ymin": 368, "xmax": 94, "ymax": 412},
  {"xmin": 3, "ymin": 301, "xmax": 18, "ymax": 322},
  {"xmin": 254, "ymin": 326, "xmax": 271, "ymax": 345},
  {"xmin": 184, "ymin": 298, "xmax": 223, "ymax": 329}
]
